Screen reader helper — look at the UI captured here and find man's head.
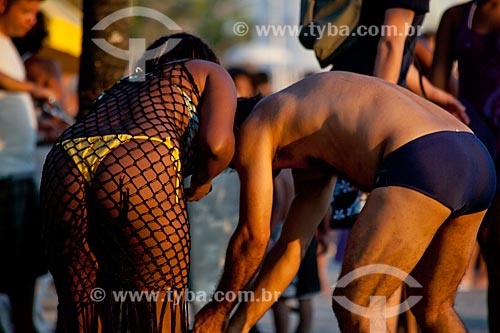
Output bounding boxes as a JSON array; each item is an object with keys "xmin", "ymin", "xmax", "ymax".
[
  {"xmin": 143, "ymin": 32, "xmax": 219, "ymax": 73},
  {"xmin": 0, "ymin": 0, "xmax": 41, "ymax": 38}
]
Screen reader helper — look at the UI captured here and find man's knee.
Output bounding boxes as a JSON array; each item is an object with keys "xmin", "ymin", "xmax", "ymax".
[
  {"xmin": 410, "ymin": 299, "xmax": 460, "ymax": 330},
  {"xmin": 331, "ymin": 286, "xmax": 386, "ymax": 331},
  {"xmin": 332, "ymin": 286, "xmax": 371, "ymax": 332}
]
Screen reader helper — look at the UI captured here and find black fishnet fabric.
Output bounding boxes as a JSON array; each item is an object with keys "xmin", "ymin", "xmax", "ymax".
[{"xmin": 41, "ymin": 60, "xmax": 201, "ymax": 333}]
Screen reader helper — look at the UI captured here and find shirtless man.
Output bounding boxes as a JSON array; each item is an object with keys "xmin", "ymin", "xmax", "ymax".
[{"xmin": 193, "ymin": 71, "xmax": 496, "ymax": 333}]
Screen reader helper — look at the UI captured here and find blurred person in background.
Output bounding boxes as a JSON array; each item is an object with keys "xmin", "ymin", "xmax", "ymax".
[
  {"xmin": 228, "ymin": 67, "xmax": 257, "ymax": 98},
  {"xmin": 252, "ymin": 71, "xmax": 272, "ymax": 96},
  {"xmin": 13, "ymin": 11, "xmax": 74, "ymax": 145},
  {"xmin": 0, "ymin": 0, "xmax": 54, "ymax": 332}
]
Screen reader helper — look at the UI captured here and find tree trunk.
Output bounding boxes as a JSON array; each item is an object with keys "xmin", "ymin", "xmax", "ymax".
[{"xmin": 78, "ymin": 0, "xmax": 130, "ymax": 117}]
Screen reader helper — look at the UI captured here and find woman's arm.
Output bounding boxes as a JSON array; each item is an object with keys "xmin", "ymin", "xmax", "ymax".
[
  {"xmin": 185, "ymin": 61, "xmax": 238, "ymax": 201},
  {"xmin": 406, "ymin": 64, "xmax": 469, "ymax": 124},
  {"xmin": 431, "ymin": 6, "xmax": 459, "ymax": 91}
]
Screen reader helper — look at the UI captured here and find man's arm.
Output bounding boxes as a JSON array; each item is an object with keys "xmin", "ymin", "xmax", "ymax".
[
  {"xmin": 373, "ymin": 8, "xmax": 415, "ymax": 83},
  {"xmin": 185, "ymin": 62, "xmax": 237, "ymax": 201},
  {"xmin": 193, "ymin": 127, "xmax": 274, "ymax": 332},
  {"xmin": 270, "ymin": 169, "xmax": 294, "ymax": 233},
  {"xmin": 226, "ymin": 172, "xmax": 336, "ymax": 333}
]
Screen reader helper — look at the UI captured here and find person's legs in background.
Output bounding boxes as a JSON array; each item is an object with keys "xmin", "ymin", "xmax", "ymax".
[
  {"xmin": 272, "ymin": 239, "xmax": 320, "ymax": 333},
  {"xmin": 0, "ymin": 177, "xmax": 44, "ymax": 333}
]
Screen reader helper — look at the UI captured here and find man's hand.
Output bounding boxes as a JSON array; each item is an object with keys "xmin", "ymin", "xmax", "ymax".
[
  {"xmin": 193, "ymin": 303, "xmax": 228, "ymax": 333},
  {"xmin": 185, "ymin": 177, "xmax": 212, "ymax": 202}
]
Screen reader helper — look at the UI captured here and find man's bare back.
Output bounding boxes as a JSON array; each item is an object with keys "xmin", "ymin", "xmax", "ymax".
[{"xmin": 244, "ymin": 71, "xmax": 471, "ymax": 189}]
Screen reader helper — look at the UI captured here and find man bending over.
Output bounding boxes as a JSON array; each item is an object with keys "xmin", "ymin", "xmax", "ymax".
[{"xmin": 194, "ymin": 71, "xmax": 495, "ymax": 333}]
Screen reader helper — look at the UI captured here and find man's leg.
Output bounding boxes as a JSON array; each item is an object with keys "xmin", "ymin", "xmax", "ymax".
[
  {"xmin": 332, "ymin": 186, "xmax": 452, "ymax": 333},
  {"xmin": 406, "ymin": 209, "xmax": 485, "ymax": 332}
]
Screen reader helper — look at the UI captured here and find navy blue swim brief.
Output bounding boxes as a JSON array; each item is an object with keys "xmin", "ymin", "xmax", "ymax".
[{"xmin": 374, "ymin": 131, "xmax": 496, "ymax": 217}]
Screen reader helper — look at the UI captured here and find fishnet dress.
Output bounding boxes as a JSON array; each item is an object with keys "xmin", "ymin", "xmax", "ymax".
[{"xmin": 41, "ymin": 60, "xmax": 201, "ymax": 333}]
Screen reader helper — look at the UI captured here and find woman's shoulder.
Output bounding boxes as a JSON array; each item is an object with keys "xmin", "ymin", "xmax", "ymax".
[
  {"xmin": 183, "ymin": 60, "xmax": 234, "ymax": 91},
  {"xmin": 183, "ymin": 59, "xmax": 226, "ymax": 76}
]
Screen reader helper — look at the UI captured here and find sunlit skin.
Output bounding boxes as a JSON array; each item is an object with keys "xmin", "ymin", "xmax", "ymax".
[{"xmin": 194, "ymin": 71, "xmax": 490, "ymax": 333}]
